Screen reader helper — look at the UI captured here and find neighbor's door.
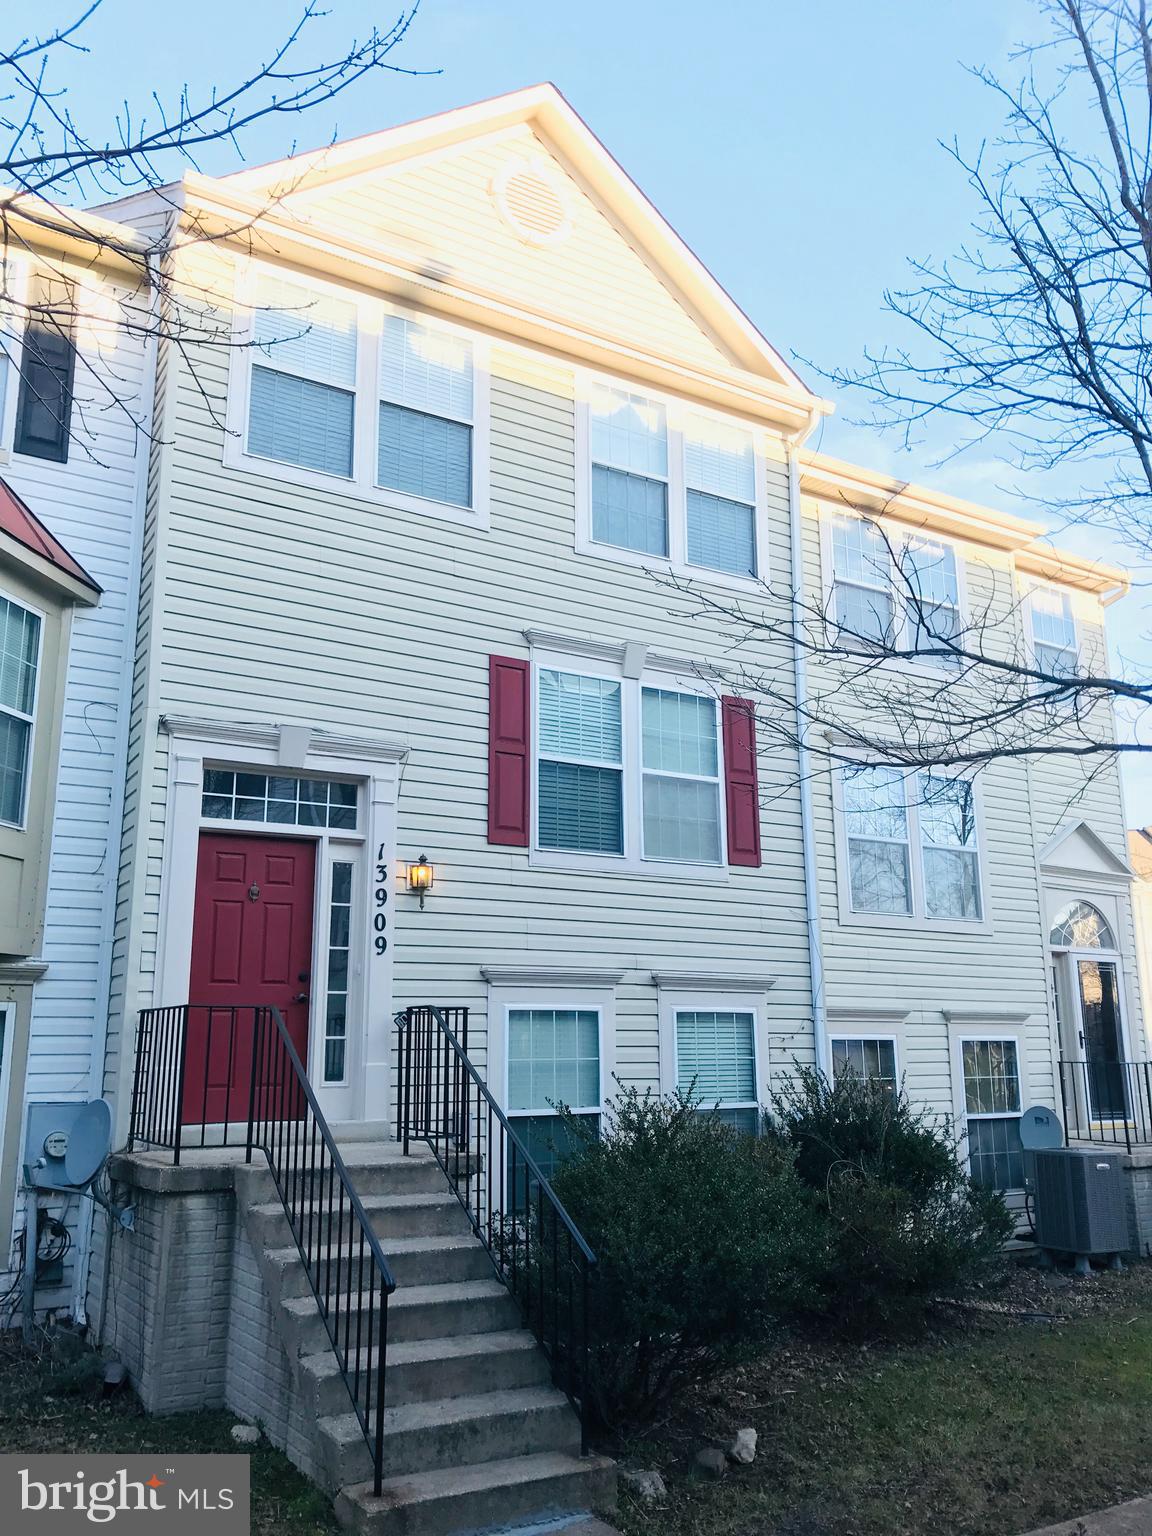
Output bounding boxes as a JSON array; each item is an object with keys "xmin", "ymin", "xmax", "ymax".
[
  {"xmin": 1076, "ymin": 958, "xmax": 1128, "ymax": 1122},
  {"xmin": 184, "ymin": 832, "xmax": 317, "ymax": 1125}
]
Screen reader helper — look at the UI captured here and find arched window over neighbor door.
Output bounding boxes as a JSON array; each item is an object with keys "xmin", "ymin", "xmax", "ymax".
[{"xmin": 1050, "ymin": 900, "xmax": 1128, "ymax": 1123}]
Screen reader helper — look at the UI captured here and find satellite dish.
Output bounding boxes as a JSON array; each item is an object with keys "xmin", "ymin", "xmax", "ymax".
[
  {"xmin": 1019, "ymin": 1104, "xmax": 1064, "ymax": 1151},
  {"xmin": 64, "ymin": 1099, "xmax": 112, "ymax": 1188}
]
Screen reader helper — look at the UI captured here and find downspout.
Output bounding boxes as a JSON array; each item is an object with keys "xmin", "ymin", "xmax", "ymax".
[{"xmin": 786, "ymin": 438, "xmax": 830, "ymax": 1077}]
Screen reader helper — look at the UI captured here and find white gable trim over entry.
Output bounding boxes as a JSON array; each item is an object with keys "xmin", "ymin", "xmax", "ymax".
[
  {"xmin": 1038, "ymin": 819, "xmax": 1135, "ymax": 886},
  {"xmin": 155, "ymin": 716, "xmax": 407, "ymax": 1123}
]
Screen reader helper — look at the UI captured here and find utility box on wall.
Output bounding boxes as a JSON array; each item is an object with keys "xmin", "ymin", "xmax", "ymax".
[{"xmin": 1033, "ymin": 1147, "xmax": 1129, "ymax": 1259}]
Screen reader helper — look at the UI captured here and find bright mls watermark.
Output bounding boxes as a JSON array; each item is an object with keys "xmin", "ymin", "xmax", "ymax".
[{"xmin": 1, "ymin": 1455, "xmax": 249, "ymax": 1532}]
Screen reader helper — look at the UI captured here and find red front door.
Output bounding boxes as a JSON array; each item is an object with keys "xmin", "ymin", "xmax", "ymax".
[{"xmin": 184, "ymin": 832, "xmax": 317, "ymax": 1125}]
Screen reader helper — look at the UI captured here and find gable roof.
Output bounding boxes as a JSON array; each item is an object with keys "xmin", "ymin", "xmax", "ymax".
[
  {"xmin": 0, "ymin": 477, "xmax": 100, "ymax": 602},
  {"xmin": 218, "ymin": 83, "xmax": 823, "ymax": 407}
]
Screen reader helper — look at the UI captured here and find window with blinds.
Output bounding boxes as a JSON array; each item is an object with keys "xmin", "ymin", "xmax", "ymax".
[
  {"xmin": 248, "ymin": 274, "xmax": 357, "ymax": 476},
  {"xmin": 641, "ymin": 687, "xmax": 721, "ymax": 862},
  {"xmin": 507, "ymin": 1007, "xmax": 601, "ymax": 1183},
  {"xmin": 0, "ymin": 594, "xmax": 41, "ymax": 826},
  {"xmin": 675, "ymin": 1008, "xmax": 758, "ymax": 1134},
  {"xmin": 685, "ymin": 415, "xmax": 757, "ymax": 576},
  {"xmin": 590, "ymin": 385, "xmax": 669, "ymax": 557},
  {"xmin": 1028, "ymin": 585, "xmax": 1077, "ymax": 677},
  {"xmin": 537, "ymin": 669, "xmax": 624, "ymax": 854},
  {"xmin": 378, "ymin": 315, "xmax": 474, "ymax": 508},
  {"xmin": 15, "ymin": 275, "xmax": 76, "ymax": 463}
]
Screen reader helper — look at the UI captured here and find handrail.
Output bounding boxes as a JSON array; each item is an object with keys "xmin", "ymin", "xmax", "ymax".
[
  {"xmin": 396, "ymin": 1004, "xmax": 598, "ymax": 1452},
  {"xmin": 248, "ymin": 1005, "xmax": 395, "ymax": 1496},
  {"xmin": 1058, "ymin": 1056, "xmax": 1152, "ymax": 1152}
]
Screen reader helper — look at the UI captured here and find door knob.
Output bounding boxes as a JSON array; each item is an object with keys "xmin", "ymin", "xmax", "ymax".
[{"xmin": 293, "ymin": 992, "xmax": 309, "ymax": 1004}]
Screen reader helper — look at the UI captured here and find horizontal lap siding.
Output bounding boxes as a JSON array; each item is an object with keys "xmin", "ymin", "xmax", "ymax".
[
  {"xmin": 118, "ymin": 318, "xmax": 813, "ymax": 1112},
  {"xmin": 304, "ymin": 125, "xmax": 733, "ymax": 374},
  {"xmin": 10, "ymin": 292, "xmax": 146, "ymax": 1102},
  {"xmin": 803, "ymin": 497, "xmax": 1066, "ymax": 1122}
]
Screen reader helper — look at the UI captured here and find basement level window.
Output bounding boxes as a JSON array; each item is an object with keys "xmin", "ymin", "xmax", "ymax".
[{"xmin": 201, "ymin": 769, "xmax": 358, "ymax": 830}]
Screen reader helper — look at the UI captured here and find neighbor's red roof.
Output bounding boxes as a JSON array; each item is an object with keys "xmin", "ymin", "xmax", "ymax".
[{"xmin": 0, "ymin": 475, "xmax": 100, "ymax": 593}]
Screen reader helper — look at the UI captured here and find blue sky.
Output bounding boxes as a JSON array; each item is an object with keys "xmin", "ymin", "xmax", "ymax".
[{"xmin": 42, "ymin": 0, "xmax": 1152, "ymax": 818}]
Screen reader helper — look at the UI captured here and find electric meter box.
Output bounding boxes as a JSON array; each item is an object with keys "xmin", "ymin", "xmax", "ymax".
[{"xmin": 23, "ymin": 1102, "xmax": 90, "ymax": 1190}]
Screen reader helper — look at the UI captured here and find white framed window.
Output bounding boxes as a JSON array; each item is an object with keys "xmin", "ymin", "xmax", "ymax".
[
  {"xmin": 824, "ymin": 511, "xmax": 963, "ymax": 664},
  {"xmin": 1026, "ymin": 583, "xmax": 1078, "ymax": 677},
  {"xmin": 576, "ymin": 374, "xmax": 767, "ymax": 585},
  {"xmin": 839, "ymin": 765, "xmax": 984, "ymax": 925},
  {"xmin": 676, "ymin": 1008, "xmax": 759, "ymax": 1132},
  {"xmin": 658, "ymin": 987, "xmax": 766, "ymax": 1132},
  {"xmin": 507, "ymin": 1005, "xmax": 602, "ymax": 1181},
  {"xmin": 322, "ymin": 856, "xmax": 355, "ymax": 1085},
  {"xmin": 533, "ymin": 653, "xmax": 726, "ymax": 875},
  {"xmin": 248, "ymin": 273, "xmax": 358, "ymax": 477},
  {"xmin": 0, "ymin": 591, "xmax": 42, "ymax": 827},
  {"xmin": 960, "ymin": 1036, "xmax": 1025, "ymax": 1190},
  {"xmin": 227, "ymin": 262, "xmax": 490, "ymax": 529},
  {"xmin": 831, "ymin": 1036, "xmax": 899, "ymax": 1089}
]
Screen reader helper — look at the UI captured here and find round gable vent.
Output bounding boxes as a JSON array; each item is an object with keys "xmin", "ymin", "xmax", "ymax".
[{"xmin": 492, "ymin": 156, "xmax": 572, "ymax": 247}]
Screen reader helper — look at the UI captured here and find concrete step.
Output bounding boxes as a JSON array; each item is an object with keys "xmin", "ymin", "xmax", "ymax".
[
  {"xmin": 319, "ymin": 1385, "xmax": 581, "ymax": 1487},
  {"xmin": 236, "ymin": 1147, "xmax": 448, "ymax": 1205},
  {"xmin": 299, "ymin": 1330, "xmax": 551, "ymax": 1418},
  {"xmin": 281, "ymin": 1279, "xmax": 520, "ymax": 1357},
  {"xmin": 246, "ymin": 1192, "xmax": 472, "ymax": 1248},
  {"xmin": 266, "ymin": 1237, "xmax": 493, "ymax": 1299},
  {"xmin": 334, "ymin": 1451, "xmax": 617, "ymax": 1536}
]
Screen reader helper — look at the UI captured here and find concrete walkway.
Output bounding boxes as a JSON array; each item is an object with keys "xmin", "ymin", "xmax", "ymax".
[{"xmin": 1021, "ymin": 1495, "xmax": 1152, "ymax": 1534}]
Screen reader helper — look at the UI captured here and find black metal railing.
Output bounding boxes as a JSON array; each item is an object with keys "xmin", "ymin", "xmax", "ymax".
[
  {"xmin": 395, "ymin": 1004, "xmax": 598, "ymax": 1453},
  {"xmin": 249, "ymin": 1005, "xmax": 395, "ymax": 1496},
  {"xmin": 128, "ymin": 1004, "xmax": 270, "ymax": 1161},
  {"xmin": 1059, "ymin": 1057, "xmax": 1152, "ymax": 1151},
  {"xmin": 128, "ymin": 1004, "xmax": 396, "ymax": 1495}
]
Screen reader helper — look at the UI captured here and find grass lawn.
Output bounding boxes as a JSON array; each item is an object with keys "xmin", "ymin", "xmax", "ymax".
[
  {"xmin": 0, "ymin": 1331, "xmax": 337, "ymax": 1536},
  {"xmin": 614, "ymin": 1262, "xmax": 1152, "ymax": 1536}
]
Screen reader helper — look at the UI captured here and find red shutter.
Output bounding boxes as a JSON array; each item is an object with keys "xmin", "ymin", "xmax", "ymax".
[
  {"xmin": 488, "ymin": 655, "xmax": 531, "ymax": 846},
  {"xmin": 722, "ymin": 695, "xmax": 761, "ymax": 867}
]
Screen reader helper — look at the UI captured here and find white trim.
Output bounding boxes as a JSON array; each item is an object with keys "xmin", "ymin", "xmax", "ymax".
[
  {"xmin": 817, "ymin": 502, "xmax": 973, "ymax": 679},
  {"xmin": 573, "ymin": 368, "xmax": 772, "ymax": 592},
  {"xmin": 657, "ymin": 989, "xmax": 768, "ymax": 1117},
  {"xmin": 223, "ymin": 259, "xmax": 492, "ymax": 532},
  {"xmin": 943, "ymin": 1009, "xmax": 1033, "ymax": 1026},
  {"xmin": 160, "ymin": 716, "xmax": 408, "ymax": 764},
  {"xmin": 0, "ymin": 583, "xmax": 46, "ymax": 831},
  {"xmin": 153, "ymin": 718, "xmax": 402, "ymax": 1123},
  {"xmin": 528, "ymin": 646, "xmax": 729, "ymax": 879},
  {"xmin": 953, "ymin": 1030, "xmax": 1027, "ymax": 1191},
  {"xmin": 522, "ymin": 629, "xmax": 725, "ymax": 684},
  {"xmin": 0, "ymin": 962, "xmax": 48, "ymax": 983},
  {"xmin": 828, "ymin": 1032, "xmax": 900, "ymax": 1085},
  {"xmin": 486, "ymin": 982, "xmax": 619, "ymax": 1131},
  {"xmin": 1038, "ymin": 819, "xmax": 1133, "ymax": 879},
  {"xmin": 652, "ymin": 970, "xmax": 776, "ymax": 992},
  {"xmin": 1021, "ymin": 576, "xmax": 1080, "ymax": 676},
  {"xmin": 482, "ymin": 965, "xmax": 626, "ymax": 988},
  {"xmin": 825, "ymin": 1005, "xmax": 909, "ymax": 1025},
  {"xmin": 830, "ymin": 761, "xmax": 993, "ymax": 936}
]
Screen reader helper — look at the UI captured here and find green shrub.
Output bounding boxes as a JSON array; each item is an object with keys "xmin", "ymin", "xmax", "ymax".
[
  {"xmin": 770, "ymin": 1066, "xmax": 1015, "ymax": 1328},
  {"xmin": 547, "ymin": 1085, "xmax": 826, "ymax": 1431}
]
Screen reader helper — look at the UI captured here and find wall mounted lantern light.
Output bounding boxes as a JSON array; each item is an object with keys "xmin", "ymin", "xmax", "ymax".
[{"xmin": 406, "ymin": 854, "xmax": 435, "ymax": 909}]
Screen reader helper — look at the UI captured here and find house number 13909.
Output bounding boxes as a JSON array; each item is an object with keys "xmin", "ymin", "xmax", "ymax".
[{"xmin": 373, "ymin": 846, "xmax": 388, "ymax": 955}]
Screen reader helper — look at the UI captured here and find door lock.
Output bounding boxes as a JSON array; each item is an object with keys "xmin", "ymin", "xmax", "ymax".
[{"xmin": 293, "ymin": 992, "xmax": 309, "ymax": 1005}]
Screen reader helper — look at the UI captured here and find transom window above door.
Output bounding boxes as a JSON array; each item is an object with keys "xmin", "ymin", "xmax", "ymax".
[
  {"xmin": 1050, "ymin": 900, "xmax": 1115, "ymax": 949},
  {"xmin": 578, "ymin": 379, "xmax": 765, "ymax": 583},
  {"xmin": 201, "ymin": 769, "xmax": 358, "ymax": 830},
  {"xmin": 232, "ymin": 266, "xmax": 489, "ymax": 528}
]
